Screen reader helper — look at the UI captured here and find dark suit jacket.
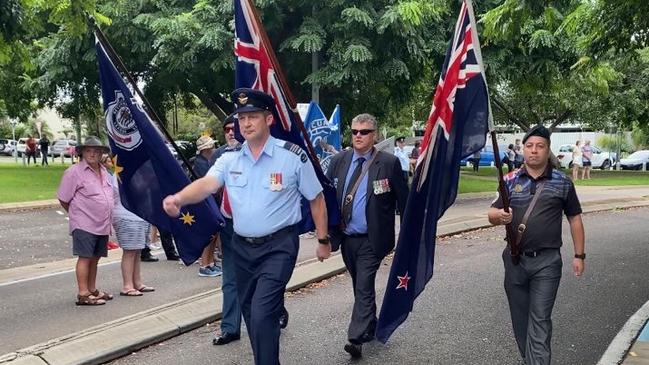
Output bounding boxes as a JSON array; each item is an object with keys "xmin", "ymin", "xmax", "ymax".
[{"xmin": 326, "ymin": 149, "xmax": 409, "ymax": 258}]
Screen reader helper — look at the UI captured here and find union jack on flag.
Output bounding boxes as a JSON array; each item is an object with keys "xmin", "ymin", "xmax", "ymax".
[
  {"xmin": 376, "ymin": 0, "xmax": 491, "ymax": 343},
  {"xmin": 233, "ymin": 0, "xmax": 340, "ymax": 231}
]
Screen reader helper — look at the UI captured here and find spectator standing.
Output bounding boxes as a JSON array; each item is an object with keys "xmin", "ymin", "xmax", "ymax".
[
  {"xmin": 471, "ymin": 150, "xmax": 481, "ymax": 172},
  {"xmin": 39, "ymin": 136, "xmax": 50, "ymax": 166},
  {"xmin": 513, "ymin": 138, "xmax": 524, "ymax": 168},
  {"xmin": 193, "ymin": 135, "xmax": 223, "ymax": 278},
  {"xmin": 56, "ymin": 136, "xmax": 114, "ymax": 306},
  {"xmin": 572, "ymin": 140, "xmax": 583, "ymax": 181},
  {"xmin": 393, "ymin": 137, "xmax": 410, "ymax": 182},
  {"xmin": 26, "ymin": 135, "xmax": 37, "ymax": 165},
  {"xmin": 581, "ymin": 140, "xmax": 593, "ymax": 179},
  {"xmin": 505, "ymin": 144, "xmax": 516, "ymax": 172},
  {"xmin": 111, "ymin": 170, "xmax": 155, "ymax": 297}
]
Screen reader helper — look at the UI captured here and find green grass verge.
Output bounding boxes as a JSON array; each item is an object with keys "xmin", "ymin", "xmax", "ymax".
[
  {"xmin": 460, "ymin": 166, "xmax": 649, "ymax": 186},
  {"xmin": 0, "ymin": 163, "xmax": 67, "ymax": 203},
  {"xmin": 0, "ymin": 162, "xmax": 645, "ymax": 204}
]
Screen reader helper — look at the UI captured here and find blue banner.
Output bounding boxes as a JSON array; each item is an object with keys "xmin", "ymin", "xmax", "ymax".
[
  {"xmin": 96, "ymin": 38, "xmax": 224, "ymax": 265},
  {"xmin": 304, "ymin": 101, "xmax": 341, "ymax": 174}
]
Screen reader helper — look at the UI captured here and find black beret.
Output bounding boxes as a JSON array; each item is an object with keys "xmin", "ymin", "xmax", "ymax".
[
  {"xmin": 231, "ymin": 88, "xmax": 275, "ymax": 114},
  {"xmin": 223, "ymin": 112, "xmax": 237, "ymax": 127},
  {"xmin": 522, "ymin": 125, "xmax": 551, "ymax": 144}
]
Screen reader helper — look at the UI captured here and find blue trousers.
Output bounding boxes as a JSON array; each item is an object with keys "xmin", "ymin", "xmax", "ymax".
[
  {"xmin": 220, "ymin": 218, "xmax": 241, "ymax": 336},
  {"xmin": 233, "ymin": 225, "xmax": 298, "ymax": 365}
]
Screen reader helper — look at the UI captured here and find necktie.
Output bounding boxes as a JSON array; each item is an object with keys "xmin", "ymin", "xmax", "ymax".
[{"xmin": 342, "ymin": 157, "xmax": 366, "ymax": 224}]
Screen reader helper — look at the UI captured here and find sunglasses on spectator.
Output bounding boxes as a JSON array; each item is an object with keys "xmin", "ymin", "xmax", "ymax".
[
  {"xmin": 351, "ymin": 129, "xmax": 375, "ymax": 136},
  {"xmin": 224, "ymin": 126, "xmax": 235, "ymax": 133}
]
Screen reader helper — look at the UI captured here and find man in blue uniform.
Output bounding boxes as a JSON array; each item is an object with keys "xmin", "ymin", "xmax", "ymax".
[
  {"xmin": 488, "ymin": 125, "xmax": 585, "ymax": 365},
  {"xmin": 163, "ymin": 88, "xmax": 331, "ymax": 365}
]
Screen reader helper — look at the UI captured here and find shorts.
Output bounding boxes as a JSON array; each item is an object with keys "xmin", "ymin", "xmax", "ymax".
[
  {"xmin": 113, "ymin": 217, "xmax": 149, "ymax": 251},
  {"xmin": 583, "ymin": 160, "xmax": 592, "ymax": 167},
  {"xmin": 72, "ymin": 229, "xmax": 109, "ymax": 258}
]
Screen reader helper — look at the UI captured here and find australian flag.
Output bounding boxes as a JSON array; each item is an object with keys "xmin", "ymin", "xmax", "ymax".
[
  {"xmin": 376, "ymin": 0, "xmax": 491, "ymax": 343},
  {"xmin": 96, "ymin": 37, "xmax": 224, "ymax": 265},
  {"xmin": 234, "ymin": 0, "xmax": 340, "ymax": 231}
]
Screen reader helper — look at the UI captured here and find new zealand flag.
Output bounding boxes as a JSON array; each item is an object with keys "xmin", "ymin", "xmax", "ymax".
[
  {"xmin": 376, "ymin": 0, "xmax": 491, "ymax": 343},
  {"xmin": 234, "ymin": 0, "xmax": 340, "ymax": 231},
  {"xmin": 96, "ymin": 37, "xmax": 224, "ymax": 265}
]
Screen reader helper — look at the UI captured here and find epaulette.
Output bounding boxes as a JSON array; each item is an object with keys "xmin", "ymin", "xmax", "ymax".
[{"xmin": 280, "ymin": 141, "xmax": 308, "ymax": 163}]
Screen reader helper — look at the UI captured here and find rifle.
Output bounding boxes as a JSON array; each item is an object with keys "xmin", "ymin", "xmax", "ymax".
[{"xmin": 490, "ymin": 131, "xmax": 519, "ymax": 265}]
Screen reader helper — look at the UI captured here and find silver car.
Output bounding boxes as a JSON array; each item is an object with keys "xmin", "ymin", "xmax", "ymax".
[{"xmin": 50, "ymin": 139, "xmax": 77, "ymax": 157}]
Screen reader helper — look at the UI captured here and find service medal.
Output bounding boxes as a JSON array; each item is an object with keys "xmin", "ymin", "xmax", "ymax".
[{"xmin": 270, "ymin": 172, "xmax": 283, "ymax": 191}]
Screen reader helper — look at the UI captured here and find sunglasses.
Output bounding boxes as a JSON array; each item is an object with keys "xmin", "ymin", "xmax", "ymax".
[
  {"xmin": 351, "ymin": 129, "xmax": 375, "ymax": 136},
  {"xmin": 224, "ymin": 126, "xmax": 235, "ymax": 133}
]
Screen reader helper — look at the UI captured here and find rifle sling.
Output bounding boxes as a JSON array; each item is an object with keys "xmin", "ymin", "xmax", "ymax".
[{"xmin": 513, "ymin": 181, "xmax": 546, "ymax": 252}]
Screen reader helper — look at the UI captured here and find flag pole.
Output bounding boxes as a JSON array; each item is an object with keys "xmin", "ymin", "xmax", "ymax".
[
  {"xmin": 489, "ymin": 132, "xmax": 519, "ymax": 264},
  {"xmin": 244, "ymin": 0, "xmax": 325, "ymax": 176},
  {"xmin": 91, "ymin": 21, "xmax": 200, "ymax": 181}
]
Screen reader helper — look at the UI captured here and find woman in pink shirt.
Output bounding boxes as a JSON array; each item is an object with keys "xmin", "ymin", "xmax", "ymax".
[{"xmin": 57, "ymin": 136, "xmax": 114, "ymax": 306}]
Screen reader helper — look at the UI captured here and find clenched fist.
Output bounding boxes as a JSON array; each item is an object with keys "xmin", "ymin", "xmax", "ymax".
[{"xmin": 163, "ymin": 194, "xmax": 181, "ymax": 217}]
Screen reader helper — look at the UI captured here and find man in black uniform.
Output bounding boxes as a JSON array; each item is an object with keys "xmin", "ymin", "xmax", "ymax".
[{"xmin": 488, "ymin": 125, "xmax": 586, "ymax": 365}]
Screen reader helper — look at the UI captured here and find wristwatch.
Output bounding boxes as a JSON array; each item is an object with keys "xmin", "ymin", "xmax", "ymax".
[
  {"xmin": 574, "ymin": 253, "xmax": 586, "ymax": 260},
  {"xmin": 318, "ymin": 236, "xmax": 330, "ymax": 245}
]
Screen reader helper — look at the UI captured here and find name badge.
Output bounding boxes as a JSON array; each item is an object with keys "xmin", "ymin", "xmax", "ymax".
[
  {"xmin": 270, "ymin": 172, "xmax": 283, "ymax": 191},
  {"xmin": 373, "ymin": 178, "xmax": 391, "ymax": 195}
]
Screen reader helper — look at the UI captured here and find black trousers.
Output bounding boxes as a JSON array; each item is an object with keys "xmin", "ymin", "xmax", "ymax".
[
  {"xmin": 233, "ymin": 225, "xmax": 298, "ymax": 365},
  {"xmin": 503, "ymin": 248, "xmax": 562, "ymax": 365},
  {"xmin": 341, "ymin": 234, "xmax": 382, "ymax": 344},
  {"xmin": 141, "ymin": 230, "xmax": 177, "ymax": 259}
]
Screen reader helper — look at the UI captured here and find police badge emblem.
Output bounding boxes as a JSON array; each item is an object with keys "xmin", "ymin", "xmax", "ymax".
[
  {"xmin": 270, "ymin": 172, "xmax": 283, "ymax": 191},
  {"xmin": 514, "ymin": 184, "xmax": 523, "ymax": 193},
  {"xmin": 105, "ymin": 91, "xmax": 143, "ymax": 151}
]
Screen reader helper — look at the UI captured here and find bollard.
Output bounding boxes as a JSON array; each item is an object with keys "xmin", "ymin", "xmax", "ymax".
[{"xmin": 643, "ymin": 162, "xmax": 647, "ymax": 171}]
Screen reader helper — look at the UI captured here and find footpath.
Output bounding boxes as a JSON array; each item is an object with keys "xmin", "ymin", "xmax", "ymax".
[{"xmin": 1, "ymin": 185, "xmax": 648, "ymax": 365}]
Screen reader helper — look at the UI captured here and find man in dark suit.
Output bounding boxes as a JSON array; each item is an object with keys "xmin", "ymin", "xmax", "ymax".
[{"xmin": 326, "ymin": 113, "xmax": 409, "ymax": 358}]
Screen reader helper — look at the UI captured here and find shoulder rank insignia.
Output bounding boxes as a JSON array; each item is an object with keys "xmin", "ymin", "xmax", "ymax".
[{"xmin": 281, "ymin": 142, "xmax": 308, "ymax": 163}]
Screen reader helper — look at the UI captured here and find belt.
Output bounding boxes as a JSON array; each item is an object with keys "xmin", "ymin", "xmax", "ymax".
[
  {"xmin": 236, "ymin": 225, "xmax": 295, "ymax": 245},
  {"xmin": 522, "ymin": 248, "xmax": 558, "ymax": 257}
]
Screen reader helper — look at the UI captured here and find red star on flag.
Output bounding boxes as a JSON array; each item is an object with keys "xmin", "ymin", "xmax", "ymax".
[{"xmin": 396, "ymin": 272, "xmax": 411, "ymax": 291}]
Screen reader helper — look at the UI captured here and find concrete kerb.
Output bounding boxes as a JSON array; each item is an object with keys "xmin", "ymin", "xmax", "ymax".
[
  {"xmin": 1, "ymin": 199, "xmax": 648, "ymax": 365},
  {"xmin": 0, "ymin": 200, "xmax": 59, "ymax": 212},
  {"xmin": 598, "ymin": 300, "xmax": 649, "ymax": 365}
]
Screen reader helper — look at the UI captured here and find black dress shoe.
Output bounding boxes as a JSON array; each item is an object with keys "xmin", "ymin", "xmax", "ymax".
[
  {"xmin": 212, "ymin": 332, "xmax": 240, "ymax": 345},
  {"xmin": 279, "ymin": 307, "xmax": 289, "ymax": 329},
  {"xmin": 166, "ymin": 253, "xmax": 181, "ymax": 261},
  {"xmin": 141, "ymin": 255, "xmax": 159, "ymax": 262},
  {"xmin": 344, "ymin": 342, "xmax": 362, "ymax": 358}
]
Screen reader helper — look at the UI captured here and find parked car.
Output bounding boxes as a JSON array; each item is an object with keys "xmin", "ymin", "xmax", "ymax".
[
  {"xmin": 619, "ymin": 150, "xmax": 649, "ymax": 170},
  {"xmin": 50, "ymin": 139, "xmax": 77, "ymax": 157},
  {"xmin": 16, "ymin": 137, "xmax": 40, "ymax": 157},
  {"xmin": 460, "ymin": 144, "xmax": 508, "ymax": 167},
  {"xmin": 554, "ymin": 144, "xmax": 616, "ymax": 170},
  {"xmin": 0, "ymin": 139, "xmax": 17, "ymax": 156}
]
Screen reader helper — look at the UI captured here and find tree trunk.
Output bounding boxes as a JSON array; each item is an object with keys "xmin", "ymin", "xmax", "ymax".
[
  {"xmin": 491, "ymin": 96, "xmax": 530, "ymax": 131},
  {"xmin": 191, "ymin": 87, "xmax": 230, "ymax": 122},
  {"xmin": 548, "ymin": 109, "xmax": 572, "ymax": 132}
]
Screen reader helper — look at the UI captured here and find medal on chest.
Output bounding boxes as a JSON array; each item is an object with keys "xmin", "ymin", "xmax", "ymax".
[{"xmin": 270, "ymin": 172, "xmax": 283, "ymax": 191}]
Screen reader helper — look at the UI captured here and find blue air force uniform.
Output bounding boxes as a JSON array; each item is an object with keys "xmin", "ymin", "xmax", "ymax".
[{"xmin": 206, "ymin": 88, "xmax": 323, "ymax": 365}]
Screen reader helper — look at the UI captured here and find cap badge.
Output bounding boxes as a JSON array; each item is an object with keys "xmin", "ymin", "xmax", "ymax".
[{"xmin": 238, "ymin": 93, "xmax": 248, "ymax": 105}]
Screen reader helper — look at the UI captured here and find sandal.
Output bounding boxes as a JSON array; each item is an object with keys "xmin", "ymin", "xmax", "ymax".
[
  {"xmin": 136, "ymin": 285, "xmax": 155, "ymax": 293},
  {"xmin": 119, "ymin": 289, "xmax": 143, "ymax": 297},
  {"xmin": 76, "ymin": 293, "xmax": 106, "ymax": 306},
  {"xmin": 92, "ymin": 289, "xmax": 114, "ymax": 301}
]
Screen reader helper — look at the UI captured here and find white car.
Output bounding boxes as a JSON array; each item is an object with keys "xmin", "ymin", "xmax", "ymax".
[
  {"xmin": 0, "ymin": 139, "xmax": 16, "ymax": 156},
  {"xmin": 620, "ymin": 150, "xmax": 649, "ymax": 170},
  {"xmin": 554, "ymin": 144, "xmax": 616, "ymax": 169}
]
